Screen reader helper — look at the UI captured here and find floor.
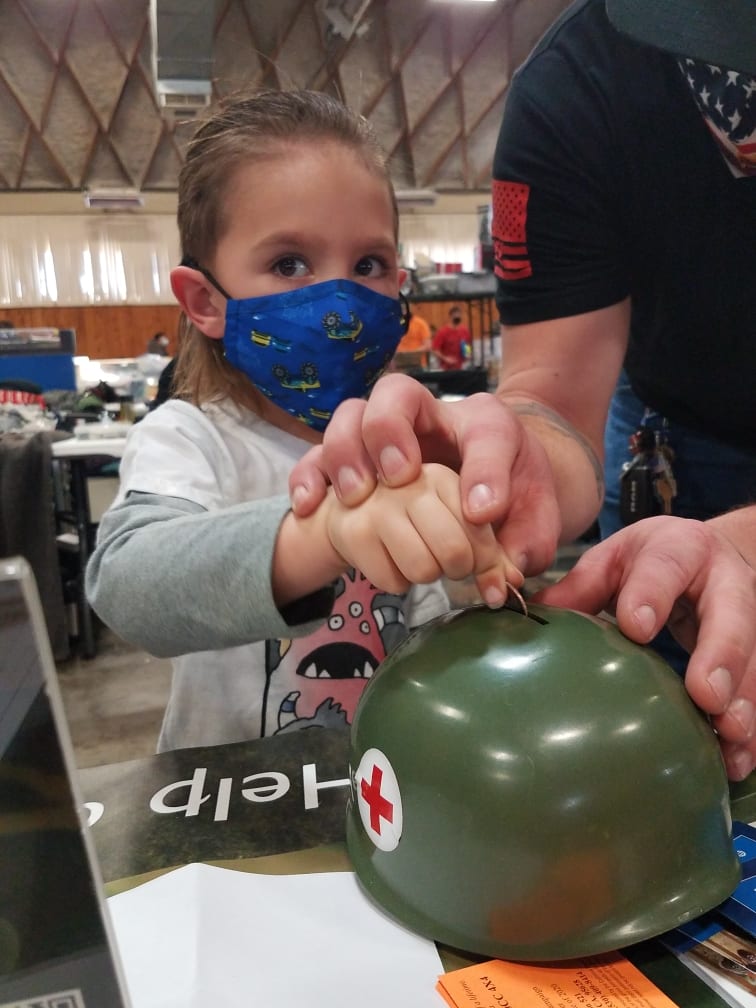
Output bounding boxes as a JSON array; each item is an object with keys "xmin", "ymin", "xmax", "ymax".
[
  {"xmin": 55, "ymin": 543, "xmax": 590, "ymax": 770},
  {"xmin": 56, "ymin": 625, "xmax": 173, "ymax": 768}
]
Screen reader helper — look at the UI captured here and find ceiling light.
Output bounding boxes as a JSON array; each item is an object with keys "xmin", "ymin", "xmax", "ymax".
[
  {"xmin": 395, "ymin": 189, "xmax": 437, "ymax": 207},
  {"xmin": 83, "ymin": 189, "xmax": 145, "ymax": 211}
]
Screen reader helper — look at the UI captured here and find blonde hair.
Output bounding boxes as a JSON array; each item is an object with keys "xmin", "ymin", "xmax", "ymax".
[{"xmin": 173, "ymin": 89, "xmax": 397, "ymax": 409}]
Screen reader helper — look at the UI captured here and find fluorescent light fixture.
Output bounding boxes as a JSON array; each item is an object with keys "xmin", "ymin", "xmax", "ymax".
[
  {"xmin": 83, "ymin": 189, "xmax": 144, "ymax": 211},
  {"xmin": 154, "ymin": 78, "xmax": 212, "ymax": 119},
  {"xmin": 395, "ymin": 188, "xmax": 438, "ymax": 207}
]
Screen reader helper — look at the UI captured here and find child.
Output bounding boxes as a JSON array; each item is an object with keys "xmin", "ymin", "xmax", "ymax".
[{"xmin": 86, "ymin": 90, "xmax": 514, "ymax": 752}]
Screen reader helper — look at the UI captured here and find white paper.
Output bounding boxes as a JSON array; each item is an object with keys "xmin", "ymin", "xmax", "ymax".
[{"xmin": 108, "ymin": 864, "xmax": 443, "ymax": 1008}]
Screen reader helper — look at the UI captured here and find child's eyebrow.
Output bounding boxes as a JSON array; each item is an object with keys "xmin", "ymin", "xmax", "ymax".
[
  {"xmin": 254, "ymin": 230, "xmax": 309, "ymax": 250},
  {"xmin": 255, "ymin": 232, "xmax": 397, "ymax": 258},
  {"xmin": 357, "ymin": 238, "xmax": 398, "ymax": 256}
]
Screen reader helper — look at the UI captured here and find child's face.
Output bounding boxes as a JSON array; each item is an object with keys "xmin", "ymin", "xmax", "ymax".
[{"xmin": 208, "ymin": 140, "xmax": 402, "ymax": 305}]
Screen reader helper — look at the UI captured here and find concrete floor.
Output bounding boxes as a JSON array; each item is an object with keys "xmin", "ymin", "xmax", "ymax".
[
  {"xmin": 57, "ymin": 625, "xmax": 173, "ymax": 768},
  {"xmin": 55, "ymin": 546, "xmax": 589, "ymax": 770}
]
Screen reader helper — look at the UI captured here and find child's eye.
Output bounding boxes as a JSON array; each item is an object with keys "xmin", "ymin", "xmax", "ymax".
[
  {"xmin": 273, "ymin": 255, "xmax": 309, "ymax": 278},
  {"xmin": 354, "ymin": 255, "xmax": 389, "ymax": 278}
]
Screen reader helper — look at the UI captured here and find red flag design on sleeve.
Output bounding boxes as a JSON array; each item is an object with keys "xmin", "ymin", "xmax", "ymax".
[{"xmin": 493, "ymin": 179, "xmax": 532, "ymax": 280}]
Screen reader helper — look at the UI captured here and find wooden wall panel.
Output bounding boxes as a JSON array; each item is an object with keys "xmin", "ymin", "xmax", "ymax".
[
  {"xmin": 0, "ymin": 305, "xmax": 183, "ymax": 360},
  {"xmin": 0, "ymin": 298, "xmax": 498, "ymax": 362}
]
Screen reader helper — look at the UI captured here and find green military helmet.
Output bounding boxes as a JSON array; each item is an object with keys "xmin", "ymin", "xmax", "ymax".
[{"xmin": 346, "ymin": 603, "xmax": 740, "ymax": 961}]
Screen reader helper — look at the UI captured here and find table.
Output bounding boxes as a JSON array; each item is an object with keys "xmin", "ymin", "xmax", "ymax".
[
  {"xmin": 412, "ymin": 366, "xmax": 489, "ymax": 398},
  {"xmin": 52, "ymin": 435, "xmax": 127, "ymax": 658},
  {"xmin": 78, "ymin": 729, "xmax": 756, "ymax": 1004}
]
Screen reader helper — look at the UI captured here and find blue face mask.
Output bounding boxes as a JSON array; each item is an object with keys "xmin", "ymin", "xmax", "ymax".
[{"xmin": 187, "ymin": 262, "xmax": 408, "ymax": 431}]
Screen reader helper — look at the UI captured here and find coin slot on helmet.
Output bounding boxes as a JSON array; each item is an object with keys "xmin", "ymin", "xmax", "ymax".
[{"xmin": 501, "ymin": 594, "xmax": 548, "ymax": 625}]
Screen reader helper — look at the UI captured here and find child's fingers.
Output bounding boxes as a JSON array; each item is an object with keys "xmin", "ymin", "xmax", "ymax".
[
  {"xmin": 463, "ymin": 526, "xmax": 519, "ymax": 610},
  {"xmin": 405, "ymin": 491, "xmax": 520, "ymax": 609},
  {"xmin": 329, "ymin": 463, "xmax": 522, "ymax": 598},
  {"xmin": 346, "ymin": 497, "xmax": 476, "ymax": 586},
  {"xmin": 371, "ymin": 505, "xmax": 454, "ymax": 583},
  {"xmin": 330, "ymin": 506, "xmax": 442, "ymax": 590},
  {"xmin": 404, "ymin": 502, "xmax": 477, "ymax": 581},
  {"xmin": 340, "ymin": 531, "xmax": 413, "ymax": 594},
  {"xmin": 402, "ymin": 502, "xmax": 515, "ymax": 607},
  {"xmin": 428, "ymin": 465, "xmax": 523, "ymax": 587}
]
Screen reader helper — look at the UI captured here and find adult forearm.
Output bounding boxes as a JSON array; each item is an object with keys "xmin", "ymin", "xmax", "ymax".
[
  {"xmin": 505, "ymin": 398, "xmax": 605, "ymax": 543},
  {"xmin": 709, "ymin": 505, "xmax": 756, "ymax": 569},
  {"xmin": 493, "ymin": 301, "xmax": 628, "ymax": 550}
]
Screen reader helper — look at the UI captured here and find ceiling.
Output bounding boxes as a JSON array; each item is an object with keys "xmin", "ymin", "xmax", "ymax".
[{"xmin": 0, "ymin": 0, "xmax": 574, "ymax": 198}]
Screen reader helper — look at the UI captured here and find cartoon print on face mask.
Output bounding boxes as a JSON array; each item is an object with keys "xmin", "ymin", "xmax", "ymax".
[
  {"xmin": 262, "ymin": 569, "xmax": 409, "ymax": 735},
  {"xmin": 250, "ymin": 330, "xmax": 293, "ymax": 352},
  {"xmin": 322, "ymin": 309, "xmax": 363, "ymax": 341},
  {"xmin": 271, "ymin": 361, "xmax": 320, "ymax": 392},
  {"xmin": 255, "ymin": 308, "xmax": 380, "ymax": 423}
]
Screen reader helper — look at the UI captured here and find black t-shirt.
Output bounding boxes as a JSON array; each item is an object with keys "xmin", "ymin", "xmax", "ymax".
[{"xmin": 493, "ymin": 0, "xmax": 756, "ymax": 451}]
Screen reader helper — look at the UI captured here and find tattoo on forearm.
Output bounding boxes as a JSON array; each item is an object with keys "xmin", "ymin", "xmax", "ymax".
[{"xmin": 511, "ymin": 401, "xmax": 604, "ymax": 502}]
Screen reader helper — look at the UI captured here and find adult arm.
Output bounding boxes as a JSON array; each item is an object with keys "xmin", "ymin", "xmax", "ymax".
[
  {"xmin": 535, "ymin": 509, "xmax": 756, "ymax": 780},
  {"xmin": 492, "ymin": 299, "xmax": 628, "ymax": 570}
]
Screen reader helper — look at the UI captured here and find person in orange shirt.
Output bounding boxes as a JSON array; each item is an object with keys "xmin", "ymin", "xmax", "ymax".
[{"xmin": 395, "ymin": 309, "xmax": 432, "ymax": 367}]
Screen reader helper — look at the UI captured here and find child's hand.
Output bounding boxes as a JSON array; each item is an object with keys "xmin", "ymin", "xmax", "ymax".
[{"xmin": 325, "ymin": 462, "xmax": 522, "ymax": 608}]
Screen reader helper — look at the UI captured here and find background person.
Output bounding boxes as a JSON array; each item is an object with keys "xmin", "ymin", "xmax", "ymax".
[
  {"xmin": 146, "ymin": 331, "xmax": 170, "ymax": 355},
  {"xmin": 394, "ymin": 308, "xmax": 432, "ymax": 368},
  {"xmin": 431, "ymin": 305, "xmax": 470, "ymax": 370}
]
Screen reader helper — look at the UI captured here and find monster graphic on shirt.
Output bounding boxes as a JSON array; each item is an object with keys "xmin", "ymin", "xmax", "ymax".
[{"xmin": 262, "ymin": 569, "xmax": 408, "ymax": 736}]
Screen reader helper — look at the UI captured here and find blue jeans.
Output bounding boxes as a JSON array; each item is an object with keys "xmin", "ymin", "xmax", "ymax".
[{"xmin": 599, "ymin": 372, "xmax": 756, "ymax": 674}]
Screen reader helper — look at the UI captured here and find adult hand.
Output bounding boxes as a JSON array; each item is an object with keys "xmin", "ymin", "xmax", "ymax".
[
  {"xmin": 290, "ymin": 373, "xmax": 562, "ymax": 576},
  {"xmin": 534, "ymin": 516, "xmax": 756, "ymax": 781}
]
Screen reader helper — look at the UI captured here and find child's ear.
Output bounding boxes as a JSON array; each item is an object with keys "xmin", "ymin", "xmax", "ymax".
[
  {"xmin": 170, "ymin": 266, "xmax": 226, "ymax": 340},
  {"xmin": 398, "ymin": 267, "xmax": 408, "ymax": 289}
]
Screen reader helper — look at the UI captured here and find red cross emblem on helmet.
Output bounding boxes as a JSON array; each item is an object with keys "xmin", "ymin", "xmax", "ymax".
[{"xmin": 354, "ymin": 747, "xmax": 403, "ymax": 852}]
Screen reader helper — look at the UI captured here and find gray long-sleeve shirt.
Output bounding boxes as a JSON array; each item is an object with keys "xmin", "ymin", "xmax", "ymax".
[{"xmin": 85, "ymin": 399, "xmax": 449, "ymax": 749}]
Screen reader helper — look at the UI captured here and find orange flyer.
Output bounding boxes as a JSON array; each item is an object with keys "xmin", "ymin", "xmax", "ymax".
[{"xmin": 437, "ymin": 952, "xmax": 680, "ymax": 1008}]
